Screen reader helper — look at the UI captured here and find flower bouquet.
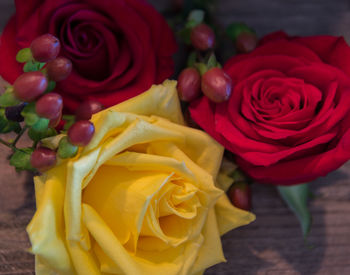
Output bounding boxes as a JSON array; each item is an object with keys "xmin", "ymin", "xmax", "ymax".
[{"xmin": 0, "ymin": 0, "xmax": 350, "ymax": 274}]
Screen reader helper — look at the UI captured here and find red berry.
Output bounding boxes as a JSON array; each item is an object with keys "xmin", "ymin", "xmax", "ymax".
[
  {"xmin": 46, "ymin": 57, "xmax": 73, "ymax": 81},
  {"xmin": 68, "ymin": 120, "xmax": 95, "ymax": 146},
  {"xmin": 228, "ymin": 182, "xmax": 252, "ymax": 211},
  {"xmin": 201, "ymin": 68, "xmax": 232, "ymax": 103},
  {"xmin": 177, "ymin": 68, "xmax": 201, "ymax": 102},
  {"xmin": 49, "ymin": 113, "xmax": 62, "ymax": 128},
  {"xmin": 190, "ymin": 24, "xmax": 215, "ymax": 51},
  {"xmin": 30, "ymin": 34, "xmax": 61, "ymax": 62},
  {"xmin": 13, "ymin": 71, "xmax": 48, "ymax": 101},
  {"xmin": 75, "ymin": 100, "xmax": 103, "ymax": 121},
  {"xmin": 235, "ymin": 32, "xmax": 258, "ymax": 53},
  {"xmin": 30, "ymin": 147, "xmax": 57, "ymax": 172},
  {"xmin": 35, "ymin": 93, "xmax": 63, "ymax": 119}
]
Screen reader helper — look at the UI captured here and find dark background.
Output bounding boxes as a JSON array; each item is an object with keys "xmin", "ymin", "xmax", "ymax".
[{"xmin": 1, "ymin": 1, "xmax": 350, "ymax": 274}]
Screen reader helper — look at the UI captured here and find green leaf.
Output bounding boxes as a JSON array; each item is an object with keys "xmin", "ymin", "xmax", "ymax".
[
  {"xmin": 58, "ymin": 136, "xmax": 78, "ymax": 159},
  {"xmin": 226, "ymin": 22, "xmax": 255, "ymax": 42},
  {"xmin": 9, "ymin": 147, "xmax": 35, "ymax": 172},
  {"xmin": 186, "ymin": 9, "xmax": 205, "ymax": 28},
  {"xmin": 177, "ymin": 27, "xmax": 192, "ymax": 45},
  {"xmin": 28, "ymin": 126, "xmax": 56, "ymax": 142},
  {"xmin": 16, "ymin": 48, "xmax": 33, "ymax": 63},
  {"xmin": 206, "ymin": 53, "xmax": 218, "ymax": 70},
  {"xmin": 31, "ymin": 117, "xmax": 50, "ymax": 132},
  {"xmin": 277, "ymin": 183, "xmax": 312, "ymax": 237},
  {"xmin": 41, "ymin": 134, "xmax": 65, "ymax": 150},
  {"xmin": 193, "ymin": 62, "xmax": 208, "ymax": 75},
  {"xmin": 21, "ymin": 102, "xmax": 39, "ymax": 126},
  {"xmin": 0, "ymin": 109, "xmax": 21, "ymax": 134},
  {"xmin": 23, "ymin": 61, "xmax": 46, "ymax": 72},
  {"xmin": 187, "ymin": 51, "xmax": 197, "ymax": 67},
  {"xmin": 62, "ymin": 115, "xmax": 76, "ymax": 131},
  {"xmin": 23, "ymin": 61, "xmax": 38, "ymax": 72},
  {"xmin": 0, "ymin": 87, "xmax": 21, "ymax": 107},
  {"xmin": 37, "ymin": 62, "xmax": 46, "ymax": 70},
  {"xmin": 45, "ymin": 81, "xmax": 56, "ymax": 93}
]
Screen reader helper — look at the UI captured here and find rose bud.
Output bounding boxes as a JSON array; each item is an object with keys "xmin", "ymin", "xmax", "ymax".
[
  {"xmin": 177, "ymin": 68, "xmax": 201, "ymax": 102},
  {"xmin": 236, "ymin": 32, "xmax": 258, "ymax": 53},
  {"xmin": 201, "ymin": 67, "xmax": 232, "ymax": 103},
  {"xmin": 190, "ymin": 23, "xmax": 215, "ymax": 51},
  {"xmin": 228, "ymin": 182, "xmax": 252, "ymax": 211}
]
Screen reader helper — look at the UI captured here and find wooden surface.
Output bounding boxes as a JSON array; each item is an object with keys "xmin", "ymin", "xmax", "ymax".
[{"xmin": 1, "ymin": 0, "xmax": 350, "ymax": 274}]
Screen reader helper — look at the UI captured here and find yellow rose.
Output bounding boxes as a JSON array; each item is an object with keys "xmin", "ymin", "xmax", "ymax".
[{"xmin": 27, "ymin": 80, "xmax": 255, "ymax": 275}]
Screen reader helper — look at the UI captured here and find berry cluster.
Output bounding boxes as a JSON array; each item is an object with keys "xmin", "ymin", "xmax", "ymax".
[
  {"xmin": 176, "ymin": 11, "xmax": 255, "ymax": 211},
  {"xmin": 177, "ymin": 13, "xmax": 257, "ymax": 105},
  {"xmin": 0, "ymin": 34, "xmax": 102, "ymax": 172}
]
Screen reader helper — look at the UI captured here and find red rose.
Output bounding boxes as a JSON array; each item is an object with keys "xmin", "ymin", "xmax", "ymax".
[
  {"xmin": 0, "ymin": 0, "xmax": 177, "ymax": 111},
  {"xmin": 190, "ymin": 31, "xmax": 350, "ymax": 185}
]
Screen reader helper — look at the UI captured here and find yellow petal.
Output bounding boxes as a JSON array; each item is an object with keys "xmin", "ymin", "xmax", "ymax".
[
  {"xmin": 105, "ymin": 151, "xmax": 196, "ymax": 182},
  {"xmin": 94, "ymin": 80, "xmax": 184, "ymax": 125},
  {"xmin": 82, "ymin": 204, "xmax": 143, "ymax": 275},
  {"xmin": 215, "ymin": 195, "xmax": 256, "ymax": 235},
  {"xmin": 153, "ymin": 118, "xmax": 224, "ymax": 179},
  {"xmin": 82, "ymin": 164, "xmax": 173, "ymax": 251},
  {"xmin": 33, "ymin": 174, "xmax": 46, "ymax": 207},
  {"xmin": 65, "ymin": 147, "xmax": 101, "ymax": 243},
  {"xmin": 190, "ymin": 208, "xmax": 226, "ymax": 274},
  {"xmin": 66, "ymin": 239, "xmax": 101, "ymax": 275},
  {"xmin": 84, "ymin": 118, "xmax": 185, "ymax": 189},
  {"xmin": 149, "ymin": 141, "xmax": 223, "ymax": 205},
  {"xmin": 26, "ymin": 165, "xmax": 75, "ymax": 275},
  {"xmin": 35, "ymin": 255, "xmax": 58, "ymax": 275},
  {"xmin": 216, "ymin": 173, "xmax": 234, "ymax": 192}
]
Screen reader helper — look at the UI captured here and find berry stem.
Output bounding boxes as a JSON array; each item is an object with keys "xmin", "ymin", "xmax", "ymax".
[
  {"xmin": 12, "ymin": 125, "xmax": 28, "ymax": 147},
  {"xmin": 0, "ymin": 138, "xmax": 28, "ymax": 153},
  {"xmin": 0, "ymin": 137, "xmax": 15, "ymax": 150},
  {"xmin": 32, "ymin": 140, "xmax": 38, "ymax": 149}
]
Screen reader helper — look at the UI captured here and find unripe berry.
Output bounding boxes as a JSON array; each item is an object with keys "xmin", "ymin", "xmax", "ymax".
[
  {"xmin": 201, "ymin": 67, "xmax": 232, "ymax": 103},
  {"xmin": 58, "ymin": 136, "xmax": 78, "ymax": 159},
  {"xmin": 177, "ymin": 68, "xmax": 201, "ymax": 102}
]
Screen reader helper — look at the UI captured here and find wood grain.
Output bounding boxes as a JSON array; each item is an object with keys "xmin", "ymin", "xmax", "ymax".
[{"xmin": 0, "ymin": 0, "xmax": 350, "ymax": 274}]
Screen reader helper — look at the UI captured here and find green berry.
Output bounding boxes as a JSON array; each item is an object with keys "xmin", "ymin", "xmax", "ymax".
[{"xmin": 58, "ymin": 136, "xmax": 78, "ymax": 159}]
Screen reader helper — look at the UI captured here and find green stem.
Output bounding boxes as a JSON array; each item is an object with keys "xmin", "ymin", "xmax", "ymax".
[
  {"xmin": 32, "ymin": 140, "xmax": 38, "ymax": 149},
  {"xmin": 12, "ymin": 126, "xmax": 28, "ymax": 147},
  {"xmin": 0, "ymin": 137, "xmax": 15, "ymax": 150}
]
